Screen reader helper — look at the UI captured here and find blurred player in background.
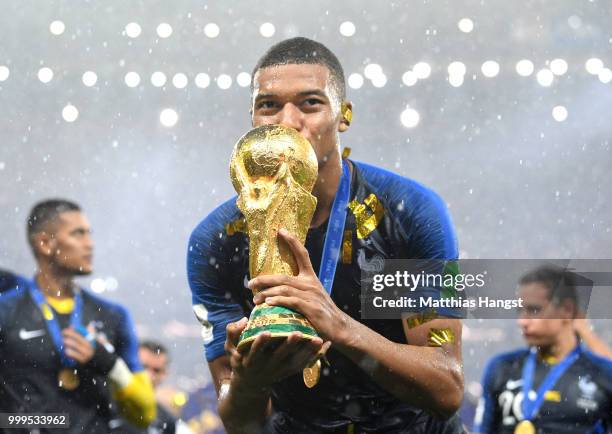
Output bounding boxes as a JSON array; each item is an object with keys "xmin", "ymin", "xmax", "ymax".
[
  {"xmin": 0, "ymin": 199, "xmax": 156, "ymax": 433},
  {"xmin": 474, "ymin": 265, "xmax": 612, "ymax": 433}
]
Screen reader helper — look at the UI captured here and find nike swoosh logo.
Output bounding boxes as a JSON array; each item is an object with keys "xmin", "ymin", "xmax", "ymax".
[
  {"xmin": 19, "ymin": 328, "xmax": 46, "ymax": 340},
  {"xmin": 506, "ymin": 379, "xmax": 523, "ymax": 390}
]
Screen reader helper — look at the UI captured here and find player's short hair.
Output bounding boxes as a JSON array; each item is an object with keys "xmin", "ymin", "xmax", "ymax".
[
  {"xmin": 519, "ymin": 265, "xmax": 578, "ymax": 309},
  {"xmin": 251, "ymin": 37, "xmax": 346, "ymax": 101},
  {"xmin": 139, "ymin": 340, "xmax": 169, "ymax": 358},
  {"xmin": 26, "ymin": 199, "xmax": 81, "ymax": 250}
]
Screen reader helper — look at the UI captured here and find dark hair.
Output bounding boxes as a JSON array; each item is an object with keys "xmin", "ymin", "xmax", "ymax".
[
  {"xmin": 27, "ymin": 199, "xmax": 81, "ymax": 249},
  {"xmin": 139, "ymin": 340, "xmax": 169, "ymax": 357},
  {"xmin": 519, "ymin": 265, "xmax": 578, "ymax": 308},
  {"xmin": 251, "ymin": 37, "xmax": 346, "ymax": 101}
]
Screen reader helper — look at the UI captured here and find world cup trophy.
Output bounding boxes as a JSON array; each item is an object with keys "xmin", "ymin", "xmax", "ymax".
[{"xmin": 229, "ymin": 125, "xmax": 321, "ymax": 363}]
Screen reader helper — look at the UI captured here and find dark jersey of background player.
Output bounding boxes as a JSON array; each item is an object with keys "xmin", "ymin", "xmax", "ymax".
[
  {"xmin": 0, "ymin": 199, "xmax": 156, "ymax": 433},
  {"xmin": 0, "ymin": 268, "xmax": 27, "ymax": 293},
  {"xmin": 473, "ymin": 266, "xmax": 612, "ymax": 433},
  {"xmin": 188, "ymin": 160, "xmax": 465, "ymax": 433},
  {"xmin": 0, "ymin": 280, "xmax": 147, "ymax": 433},
  {"xmin": 474, "ymin": 345, "xmax": 612, "ymax": 433}
]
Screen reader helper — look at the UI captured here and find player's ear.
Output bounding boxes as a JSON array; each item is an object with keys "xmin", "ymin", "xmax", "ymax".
[
  {"xmin": 33, "ymin": 231, "xmax": 55, "ymax": 257},
  {"xmin": 338, "ymin": 101, "xmax": 352, "ymax": 133}
]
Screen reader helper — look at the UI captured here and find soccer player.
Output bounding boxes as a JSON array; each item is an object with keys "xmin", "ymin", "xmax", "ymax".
[
  {"xmin": 473, "ymin": 266, "xmax": 612, "ymax": 433},
  {"xmin": 137, "ymin": 340, "xmax": 178, "ymax": 434},
  {"xmin": 188, "ymin": 37, "xmax": 465, "ymax": 433},
  {"xmin": 0, "ymin": 199, "xmax": 156, "ymax": 433}
]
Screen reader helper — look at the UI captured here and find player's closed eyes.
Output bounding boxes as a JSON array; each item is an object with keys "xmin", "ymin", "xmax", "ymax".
[
  {"xmin": 303, "ymin": 98, "xmax": 323, "ymax": 106},
  {"xmin": 255, "ymin": 101, "xmax": 279, "ymax": 111}
]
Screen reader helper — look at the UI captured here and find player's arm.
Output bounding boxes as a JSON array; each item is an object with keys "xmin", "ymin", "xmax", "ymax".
[
  {"xmin": 574, "ymin": 318, "xmax": 612, "ymax": 359},
  {"xmin": 208, "ymin": 317, "xmax": 326, "ymax": 434},
  {"xmin": 62, "ymin": 320, "xmax": 157, "ymax": 428},
  {"xmin": 251, "ymin": 230, "xmax": 463, "ymax": 419},
  {"xmin": 102, "ymin": 306, "xmax": 157, "ymax": 428},
  {"xmin": 64, "ymin": 305, "xmax": 157, "ymax": 428},
  {"xmin": 335, "ymin": 316, "xmax": 463, "ymax": 419},
  {"xmin": 209, "ymin": 320, "xmax": 270, "ymax": 434},
  {"xmin": 188, "ymin": 210, "xmax": 325, "ymax": 433}
]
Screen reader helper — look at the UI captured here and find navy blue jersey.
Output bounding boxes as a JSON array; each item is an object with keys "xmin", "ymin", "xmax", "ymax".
[
  {"xmin": 0, "ymin": 280, "xmax": 143, "ymax": 434},
  {"xmin": 187, "ymin": 160, "xmax": 463, "ymax": 433},
  {"xmin": 474, "ymin": 345, "xmax": 612, "ymax": 434},
  {"xmin": 0, "ymin": 269, "xmax": 27, "ymax": 293}
]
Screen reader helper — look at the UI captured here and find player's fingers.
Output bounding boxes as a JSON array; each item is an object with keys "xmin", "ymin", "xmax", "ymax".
[
  {"xmin": 253, "ymin": 285, "xmax": 299, "ymax": 305},
  {"xmin": 282, "ymin": 338, "xmax": 324, "ymax": 372},
  {"xmin": 268, "ymin": 332, "xmax": 307, "ymax": 361},
  {"xmin": 243, "ymin": 332, "xmax": 272, "ymax": 366},
  {"xmin": 226, "ymin": 317, "xmax": 248, "ymax": 348},
  {"xmin": 278, "ymin": 228, "xmax": 315, "ymax": 275},
  {"xmin": 264, "ymin": 295, "xmax": 304, "ymax": 314},
  {"xmin": 63, "ymin": 330, "xmax": 89, "ymax": 348},
  {"xmin": 65, "ymin": 346, "xmax": 87, "ymax": 362},
  {"xmin": 248, "ymin": 274, "xmax": 294, "ymax": 293},
  {"xmin": 61, "ymin": 328, "xmax": 79, "ymax": 340}
]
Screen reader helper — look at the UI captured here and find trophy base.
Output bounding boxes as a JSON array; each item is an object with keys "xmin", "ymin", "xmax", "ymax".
[{"xmin": 237, "ymin": 303, "xmax": 318, "ymax": 352}]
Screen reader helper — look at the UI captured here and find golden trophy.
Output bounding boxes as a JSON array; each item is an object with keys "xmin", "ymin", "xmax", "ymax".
[{"xmin": 230, "ymin": 125, "xmax": 320, "ymax": 363}]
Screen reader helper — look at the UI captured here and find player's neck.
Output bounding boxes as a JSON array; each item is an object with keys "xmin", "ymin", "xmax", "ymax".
[
  {"xmin": 35, "ymin": 266, "xmax": 75, "ymax": 299},
  {"xmin": 538, "ymin": 330, "xmax": 578, "ymax": 362},
  {"xmin": 310, "ymin": 149, "xmax": 349, "ymax": 228}
]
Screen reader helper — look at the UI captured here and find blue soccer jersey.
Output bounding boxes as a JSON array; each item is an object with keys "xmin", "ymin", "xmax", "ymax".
[
  {"xmin": 0, "ymin": 280, "xmax": 143, "ymax": 434},
  {"xmin": 187, "ymin": 160, "xmax": 463, "ymax": 433},
  {"xmin": 474, "ymin": 346, "xmax": 612, "ymax": 433}
]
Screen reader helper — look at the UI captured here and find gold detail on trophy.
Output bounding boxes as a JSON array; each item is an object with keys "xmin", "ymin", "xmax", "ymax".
[
  {"xmin": 229, "ymin": 125, "xmax": 323, "ymax": 387},
  {"xmin": 243, "ymin": 314, "xmax": 313, "ymax": 331},
  {"xmin": 225, "ymin": 217, "xmax": 247, "ymax": 236},
  {"xmin": 303, "ymin": 358, "xmax": 321, "ymax": 388},
  {"xmin": 515, "ymin": 420, "xmax": 536, "ymax": 434},
  {"xmin": 230, "ymin": 124, "xmax": 318, "ymax": 279},
  {"xmin": 427, "ymin": 328, "xmax": 456, "ymax": 347},
  {"xmin": 341, "ymin": 230, "xmax": 352, "ymax": 264},
  {"xmin": 348, "ymin": 193, "xmax": 384, "ymax": 239},
  {"xmin": 58, "ymin": 368, "xmax": 80, "ymax": 391},
  {"xmin": 342, "ymin": 146, "xmax": 352, "ymax": 159}
]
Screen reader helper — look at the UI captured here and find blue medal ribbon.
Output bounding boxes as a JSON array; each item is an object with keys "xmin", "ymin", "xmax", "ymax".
[
  {"xmin": 318, "ymin": 159, "xmax": 351, "ymax": 295},
  {"xmin": 520, "ymin": 344, "xmax": 582, "ymax": 421},
  {"xmin": 28, "ymin": 279, "xmax": 85, "ymax": 368}
]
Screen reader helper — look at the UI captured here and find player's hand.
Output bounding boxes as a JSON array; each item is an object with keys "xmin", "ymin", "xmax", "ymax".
[
  {"xmin": 250, "ymin": 228, "xmax": 354, "ymax": 345},
  {"xmin": 224, "ymin": 317, "xmax": 328, "ymax": 390},
  {"xmin": 62, "ymin": 327, "xmax": 95, "ymax": 364}
]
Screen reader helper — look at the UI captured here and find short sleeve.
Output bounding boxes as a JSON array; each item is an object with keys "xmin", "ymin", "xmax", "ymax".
[{"xmin": 187, "ymin": 200, "xmax": 246, "ymax": 362}]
